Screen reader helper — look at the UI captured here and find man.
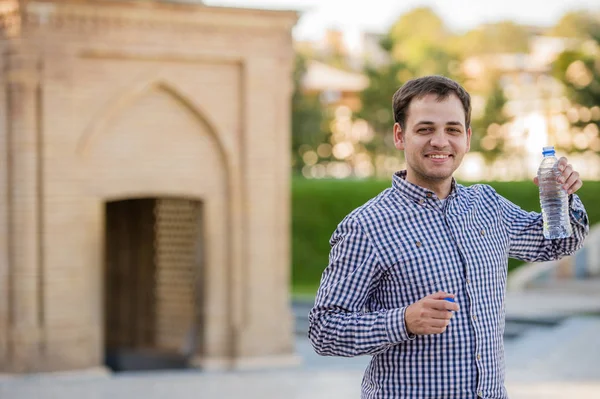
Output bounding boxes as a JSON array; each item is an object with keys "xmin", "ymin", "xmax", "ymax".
[{"xmin": 307, "ymin": 75, "xmax": 589, "ymax": 399}]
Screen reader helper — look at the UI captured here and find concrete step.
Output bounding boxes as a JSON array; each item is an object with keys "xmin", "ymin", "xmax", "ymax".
[
  {"xmin": 505, "ymin": 316, "xmax": 600, "ymax": 382},
  {"xmin": 523, "ymin": 278, "xmax": 600, "ymax": 295},
  {"xmin": 505, "ymin": 290, "xmax": 600, "ymax": 320}
]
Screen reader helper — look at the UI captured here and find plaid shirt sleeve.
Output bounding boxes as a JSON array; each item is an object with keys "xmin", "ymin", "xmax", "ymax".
[
  {"xmin": 498, "ymin": 192, "xmax": 589, "ymax": 262},
  {"xmin": 308, "ymin": 216, "xmax": 414, "ymax": 357}
]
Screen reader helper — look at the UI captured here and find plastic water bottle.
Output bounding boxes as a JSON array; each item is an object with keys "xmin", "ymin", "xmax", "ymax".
[{"xmin": 537, "ymin": 146, "xmax": 572, "ymax": 239}]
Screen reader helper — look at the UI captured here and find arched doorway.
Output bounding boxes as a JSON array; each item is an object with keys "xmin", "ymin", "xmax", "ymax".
[{"xmin": 103, "ymin": 197, "xmax": 204, "ymax": 371}]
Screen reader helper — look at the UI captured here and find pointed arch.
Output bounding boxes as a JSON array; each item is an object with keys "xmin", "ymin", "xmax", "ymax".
[{"xmin": 77, "ymin": 79, "xmax": 228, "ymax": 168}]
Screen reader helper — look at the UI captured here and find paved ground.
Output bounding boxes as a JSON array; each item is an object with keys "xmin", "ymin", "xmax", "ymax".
[
  {"xmin": 2, "ymin": 360, "xmax": 600, "ymax": 399},
  {"xmin": 3, "ymin": 282, "xmax": 600, "ymax": 399},
  {"xmin": 3, "ymin": 327, "xmax": 600, "ymax": 399}
]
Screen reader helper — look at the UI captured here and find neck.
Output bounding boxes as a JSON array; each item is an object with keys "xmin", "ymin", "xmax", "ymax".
[{"xmin": 405, "ymin": 170, "xmax": 452, "ymax": 199}]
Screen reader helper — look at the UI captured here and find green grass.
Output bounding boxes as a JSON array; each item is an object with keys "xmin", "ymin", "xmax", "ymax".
[{"xmin": 292, "ymin": 178, "xmax": 600, "ymax": 297}]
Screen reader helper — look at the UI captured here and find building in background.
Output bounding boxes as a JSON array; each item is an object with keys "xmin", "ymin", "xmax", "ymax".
[
  {"xmin": 301, "ymin": 60, "xmax": 368, "ymax": 111},
  {"xmin": 0, "ymin": 0, "xmax": 297, "ymax": 374}
]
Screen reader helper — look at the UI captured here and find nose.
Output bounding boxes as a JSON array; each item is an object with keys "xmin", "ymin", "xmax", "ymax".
[{"xmin": 430, "ymin": 130, "xmax": 450, "ymax": 148}]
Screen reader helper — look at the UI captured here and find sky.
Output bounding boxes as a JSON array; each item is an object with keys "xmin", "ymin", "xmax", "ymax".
[{"xmin": 204, "ymin": 0, "xmax": 600, "ymax": 50}]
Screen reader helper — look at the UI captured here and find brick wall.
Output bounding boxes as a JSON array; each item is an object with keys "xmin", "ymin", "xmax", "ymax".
[{"xmin": 0, "ymin": 0, "xmax": 297, "ymax": 373}]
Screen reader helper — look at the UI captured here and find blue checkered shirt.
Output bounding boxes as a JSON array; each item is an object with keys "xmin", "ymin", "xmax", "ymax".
[{"xmin": 308, "ymin": 170, "xmax": 589, "ymax": 399}]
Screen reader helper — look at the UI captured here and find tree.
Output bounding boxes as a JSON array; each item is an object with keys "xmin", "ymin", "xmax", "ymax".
[
  {"xmin": 446, "ymin": 21, "xmax": 531, "ymax": 163},
  {"xmin": 450, "ymin": 21, "xmax": 531, "ymax": 56},
  {"xmin": 355, "ymin": 62, "xmax": 410, "ymax": 158},
  {"xmin": 357, "ymin": 8, "xmax": 462, "ymax": 156},
  {"xmin": 551, "ymin": 15, "xmax": 600, "ymax": 153},
  {"xmin": 385, "ymin": 7, "xmax": 457, "ymax": 76},
  {"xmin": 549, "ymin": 11, "xmax": 600, "ymax": 38},
  {"xmin": 470, "ymin": 79, "xmax": 510, "ymax": 162},
  {"xmin": 358, "ymin": 63, "xmax": 406, "ymax": 135},
  {"xmin": 291, "ymin": 54, "xmax": 328, "ymax": 173}
]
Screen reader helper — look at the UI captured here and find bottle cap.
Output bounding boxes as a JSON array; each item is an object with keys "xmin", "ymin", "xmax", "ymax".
[
  {"xmin": 443, "ymin": 297, "xmax": 455, "ymax": 303},
  {"xmin": 542, "ymin": 146, "xmax": 555, "ymax": 156}
]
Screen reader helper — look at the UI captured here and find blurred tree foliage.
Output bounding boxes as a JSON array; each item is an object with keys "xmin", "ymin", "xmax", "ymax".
[
  {"xmin": 384, "ymin": 7, "xmax": 458, "ymax": 76},
  {"xmin": 469, "ymin": 78, "xmax": 510, "ymax": 162},
  {"xmin": 549, "ymin": 11, "xmax": 600, "ymax": 38},
  {"xmin": 450, "ymin": 21, "xmax": 531, "ymax": 55},
  {"xmin": 551, "ymin": 12, "xmax": 600, "ymax": 153},
  {"xmin": 357, "ymin": 62, "xmax": 406, "ymax": 156},
  {"xmin": 291, "ymin": 54, "xmax": 329, "ymax": 173},
  {"xmin": 292, "ymin": 6, "xmax": 600, "ymax": 170},
  {"xmin": 358, "ymin": 8, "xmax": 524, "ymax": 160},
  {"xmin": 358, "ymin": 8, "xmax": 462, "ymax": 156}
]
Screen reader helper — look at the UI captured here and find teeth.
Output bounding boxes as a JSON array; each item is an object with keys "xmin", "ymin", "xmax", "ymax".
[{"xmin": 429, "ymin": 155, "xmax": 448, "ymax": 159}]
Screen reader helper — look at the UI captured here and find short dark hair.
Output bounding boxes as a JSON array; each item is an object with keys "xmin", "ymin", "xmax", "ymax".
[{"xmin": 392, "ymin": 75, "xmax": 471, "ymax": 131}]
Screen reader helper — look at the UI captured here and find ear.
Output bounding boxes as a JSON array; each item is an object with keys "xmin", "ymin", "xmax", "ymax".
[
  {"xmin": 466, "ymin": 126, "xmax": 472, "ymax": 152},
  {"xmin": 393, "ymin": 123, "xmax": 405, "ymax": 150}
]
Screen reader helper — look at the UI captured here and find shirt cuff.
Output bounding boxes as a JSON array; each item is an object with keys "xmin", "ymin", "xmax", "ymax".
[
  {"xmin": 568, "ymin": 194, "xmax": 588, "ymax": 226},
  {"xmin": 385, "ymin": 307, "xmax": 416, "ymax": 343}
]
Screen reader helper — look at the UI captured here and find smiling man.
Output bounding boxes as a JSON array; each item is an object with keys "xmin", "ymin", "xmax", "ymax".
[{"xmin": 308, "ymin": 76, "xmax": 589, "ymax": 399}]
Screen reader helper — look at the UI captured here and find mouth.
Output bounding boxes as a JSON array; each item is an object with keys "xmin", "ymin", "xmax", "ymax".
[{"xmin": 425, "ymin": 154, "xmax": 453, "ymax": 160}]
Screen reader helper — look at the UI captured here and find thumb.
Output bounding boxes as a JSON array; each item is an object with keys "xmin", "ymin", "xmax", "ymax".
[{"xmin": 533, "ymin": 176, "xmax": 539, "ymax": 186}]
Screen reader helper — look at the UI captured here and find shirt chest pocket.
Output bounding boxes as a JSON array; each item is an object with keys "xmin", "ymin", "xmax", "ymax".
[
  {"xmin": 387, "ymin": 238, "xmax": 462, "ymax": 297},
  {"xmin": 466, "ymin": 221, "xmax": 509, "ymax": 272}
]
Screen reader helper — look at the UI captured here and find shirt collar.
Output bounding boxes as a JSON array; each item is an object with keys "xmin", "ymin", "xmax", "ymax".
[{"xmin": 392, "ymin": 170, "xmax": 459, "ymax": 204}]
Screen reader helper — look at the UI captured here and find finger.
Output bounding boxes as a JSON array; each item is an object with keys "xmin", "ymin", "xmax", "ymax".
[
  {"xmin": 557, "ymin": 166, "xmax": 571, "ymax": 186},
  {"xmin": 429, "ymin": 309, "xmax": 452, "ymax": 319},
  {"xmin": 567, "ymin": 179, "xmax": 583, "ymax": 195},
  {"xmin": 562, "ymin": 171, "xmax": 579, "ymax": 192},
  {"xmin": 557, "ymin": 157, "xmax": 568, "ymax": 171},
  {"xmin": 533, "ymin": 176, "xmax": 539, "ymax": 186},
  {"xmin": 422, "ymin": 324, "xmax": 446, "ymax": 335},
  {"xmin": 427, "ymin": 319, "xmax": 448, "ymax": 328},
  {"xmin": 430, "ymin": 310, "xmax": 455, "ymax": 321},
  {"xmin": 429, "ymin": 291, "xmax": 454, "ymax": 300},
  {"xmin": 429, "ymin": 299, "xmax": 460, "ymax": 312},
  {"xmin": 429, "ymin": 326, "xmax": 448, "ymax": 335}
]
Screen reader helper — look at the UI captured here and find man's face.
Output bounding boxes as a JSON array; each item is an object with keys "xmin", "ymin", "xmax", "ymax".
[{"xmin": 394, "ymin": 93, "xmax": 471, "ymax": 187}]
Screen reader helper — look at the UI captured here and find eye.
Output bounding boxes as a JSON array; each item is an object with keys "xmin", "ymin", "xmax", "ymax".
[{"xmin": 417, "ymin": 127, "xmax": 433, "ymax": 133}]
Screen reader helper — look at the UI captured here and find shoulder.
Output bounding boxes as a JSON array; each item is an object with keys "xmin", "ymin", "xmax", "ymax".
[
  {"xmin": 332, "ymin": 188, "xmax": 400, "ymax": 238},
  {"xmin": 458, "ymin": 182, "xmax": 497, "ymax": 194},
  {"xmin": 347, "ymin": 187, "xmax": 405, "ymax": 226},
  {"xmin": 457, "ymin": 182, "xmax": 500, "ymax": 201}
]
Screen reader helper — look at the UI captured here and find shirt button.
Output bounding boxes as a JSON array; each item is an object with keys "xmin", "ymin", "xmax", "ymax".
[
  {"xmin": 416, "ymin": 241, "xmax": 422, "ymax": 247},
  {"xmin": 419, "ymin": 199, "xmax": 425, "ymax": 205},
  {"xmin": 473, "ymin": 315, "xmax": 477, "ymax": 321},
  {"xmin": 478, "ymin": 391, "xmax": 483, "ymax": 397},
  {"xmin": 477, "ymin": 354, "xmax": 481, "ymax": 360},
  {"xmin": 466, "ymin": 279, "xmax": 471, "ymax": 284},
  {"xmin": 426, "ymin": 192, "xmax": 433, "ymax": 198},
  {"xmin": 480, "ymin": 229, "xmax": 485, "ymax": 236}
]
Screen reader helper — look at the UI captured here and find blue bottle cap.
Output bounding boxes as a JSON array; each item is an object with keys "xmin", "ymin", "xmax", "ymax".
[
  {"xmin": 443, "ymin": 297, "xmax": 455, "ymax": 303},
  {"xmin": 542, "ymin": 146, "xmax": 555, "ymax": 156}
]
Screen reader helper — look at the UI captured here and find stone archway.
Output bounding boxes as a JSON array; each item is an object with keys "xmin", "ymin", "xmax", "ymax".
[
  {"xmin": 104, "ymin": 197, "xmax": 204, "ymax": 371},
  {"xmin": 82, "ymin": 81, "xmax": 232, "ymax": 370}
]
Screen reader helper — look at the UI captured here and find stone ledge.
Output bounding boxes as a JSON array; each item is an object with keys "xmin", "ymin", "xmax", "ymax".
[
  {"xmin": 191, "ymin": 353, "xmax": 302, "ymax": 371},
  {"xmin": 0, "ymin": 366, "xmax": 110, "ymax": 381}
]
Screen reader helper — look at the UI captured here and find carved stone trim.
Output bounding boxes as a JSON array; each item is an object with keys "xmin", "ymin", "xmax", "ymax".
[
  {"xmin": 18, "ymin": 1, "xmax": 298, "ymax": 35},
  {"xmin": 0, "ymin": 3, "xmax": 20, "ymax": 38}
]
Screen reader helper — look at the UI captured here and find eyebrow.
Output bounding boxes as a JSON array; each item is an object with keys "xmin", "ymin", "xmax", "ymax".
[{"xmin": 416, "ymin": 121, "xmax": 464, "ymax": 127}]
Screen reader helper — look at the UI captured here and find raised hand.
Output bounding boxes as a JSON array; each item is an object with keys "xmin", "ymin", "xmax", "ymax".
[{"xmin": 533, "ymin": 157, "xmax": 583, "ymax": 195}]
